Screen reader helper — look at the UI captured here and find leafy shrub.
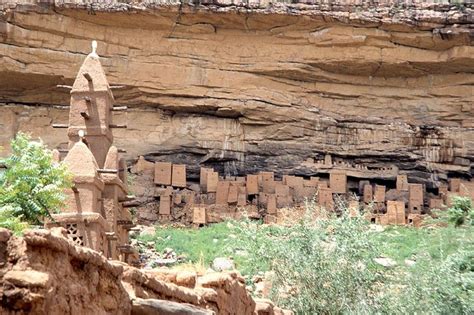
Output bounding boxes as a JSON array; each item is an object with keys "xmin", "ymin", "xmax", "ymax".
[
  {"xmin": 448, "ymin": 196, "xmax": 473, "ymax": 227},
  {"xmin": 234, "ymin": 206, "xmax": 385, "ymax": 314},
  {"xmin": 0, "ymin": 133, "xmax": 71, "ymax": 230},
  {"xmin": 0, "ymin": 205, "xmax": 29, "ymax": 234},
  {"xmin": 234, "ymin": 202, "xmax": 474, "ymax": 314},
  {"xmin": 382, "ymin": 246, "xmax": 474, "ymax": 314}
]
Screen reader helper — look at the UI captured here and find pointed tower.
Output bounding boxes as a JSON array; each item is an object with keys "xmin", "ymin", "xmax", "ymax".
[
  {"xmin": 68, "ymin": 41, "xmax": 114, "ymax": 168},
  {"xmin": 46, "ymin": 42, "xmax": 137, "ymax": 263},
  {"xmin": 62, "ymin": 141, "xmax": 104, "ymax": 215}
]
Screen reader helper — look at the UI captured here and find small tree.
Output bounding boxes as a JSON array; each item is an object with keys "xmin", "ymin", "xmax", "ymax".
[{"xmin": 0, "ymin": 133, "xmax": 71, "ymax": 231}]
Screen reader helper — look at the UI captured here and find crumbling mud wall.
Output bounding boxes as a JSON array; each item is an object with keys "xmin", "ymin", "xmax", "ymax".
[
  {"xmin": 0, "ymin": 227, "xmax": 290, "ymax": 315},
  {"xmin": 0, "ymin": 0, "xmax": 472, "ymax": 186},
  {"xmin": 0, "ymin": 228, "xmax": 131, "ymax": 315}
]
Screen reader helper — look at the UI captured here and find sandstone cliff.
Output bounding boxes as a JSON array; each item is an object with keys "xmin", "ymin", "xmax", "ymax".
[{"xmin": 0, "ymin": 1, "xmax": 473, "ymax": 186}]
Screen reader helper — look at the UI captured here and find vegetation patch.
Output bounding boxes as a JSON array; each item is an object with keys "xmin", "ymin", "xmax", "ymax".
[
  {"xmin": 0, "ymin": 133, "xmax": 71, "ymax": 234},
  {"xmin": 138, "ymin": 203, "xmax": 474, "ymax": 314}
]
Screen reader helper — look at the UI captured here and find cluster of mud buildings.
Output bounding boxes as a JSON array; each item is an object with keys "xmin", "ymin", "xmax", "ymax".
[
  {"xmin": 47, "ymin": 42, "xmax": 474, "ymax": 260},
  {"xmin": 133, "ymin": 155, "xmax": 474, "ymax": 227}
]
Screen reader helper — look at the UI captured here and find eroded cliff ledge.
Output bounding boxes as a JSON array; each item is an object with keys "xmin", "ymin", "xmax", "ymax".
[{"xmin": 0, "ymin": 1, "xmax": 473, "ymax": 186}]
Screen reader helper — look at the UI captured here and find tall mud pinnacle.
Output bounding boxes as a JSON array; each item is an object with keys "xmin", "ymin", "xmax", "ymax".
[
  {"xmin": 45, "ymin": 41, "xmax": 137, "ymax": 263},
  {"xmin": 67, "ymin": 39, "xmax": 115, "ymax": 168}
]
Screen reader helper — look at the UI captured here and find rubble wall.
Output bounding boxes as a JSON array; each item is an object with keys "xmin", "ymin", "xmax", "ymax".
[
  {"xmin": 0, "ymin": 228, "xmax": 132, "ymax": 314},
  {"xmin": 0, "ymin": 228, "xmax": 288, "ymax": 314}
]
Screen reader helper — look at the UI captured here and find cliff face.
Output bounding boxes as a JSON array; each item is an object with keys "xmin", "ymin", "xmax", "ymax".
[{"xmin": 0, "ymin": 1, "xmax": 473, "ymax": 186}]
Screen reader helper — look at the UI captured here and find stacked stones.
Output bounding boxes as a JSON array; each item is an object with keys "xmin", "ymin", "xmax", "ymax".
[
  {"xmin": 146, "ymin": 158, "xmax": 474, "ymax": 227},
  {"xmin": 363, "ymin": 176, "xmax": 474, "ymax": 226}
]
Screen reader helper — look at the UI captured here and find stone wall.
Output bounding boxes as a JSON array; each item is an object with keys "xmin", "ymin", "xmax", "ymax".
[
  {"xmin": 0, "ymin": 1, "xmax": 472, "ymax": 185},
  {"xmin": 0, "ymin": 227, "xmax": 290, "ymax": 314},
  {"xmin": 0, "ymin": 228, "xmax": 131, "ymax": 314}
]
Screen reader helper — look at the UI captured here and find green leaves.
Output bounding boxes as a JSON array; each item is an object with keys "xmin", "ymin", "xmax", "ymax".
[
  {"xmin": 448, "ymin": 196, "xmax": 473, "ymax": 227},
  {"xmin": 235, "ymin": 204, "xmax": 474, "ymax": 314},
  {"xmin": 234, "ymin": 208, "xmax": 383, "ymax": 314},
  {"xmin": 0, "ymin": 205, "xmax": 29, "ymax": 234},
  {"xmin": 0, "ymin": 132, "xmax": 71, "ymax": 229}
]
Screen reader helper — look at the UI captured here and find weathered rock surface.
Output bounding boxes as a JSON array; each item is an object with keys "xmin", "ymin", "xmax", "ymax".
[
  {"xmin": 0, "ymin": 227, "xmax": 289, "ymax": 314},
  {"xmin": 212, "ymin": 257, "xmax": 235, "ymax": 272},
  {"xmin": 0, "ymin": 228, "xmax": 131, "ymax": 314},
  {"xmin": 0, "ymin": 1, "xmax": 473, "ymax": 185},
  {"xmin": 132, "ymin": 298, "xmax": 213, "ymax": 315}
]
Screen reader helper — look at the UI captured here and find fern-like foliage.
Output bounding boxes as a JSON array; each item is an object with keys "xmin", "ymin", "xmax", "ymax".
[{"xmin": 0, "ymin": 132, "xmax": 72, "ymax": 229}]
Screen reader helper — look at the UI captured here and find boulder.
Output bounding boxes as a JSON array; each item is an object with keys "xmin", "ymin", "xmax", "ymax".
[
  {"xmin": 212, "ymin": 257, "xmax": 235, "ymax": 272},
  {"xmin": 131, "ymin": 298, "xmax": 213, "ymax": 315},
  {"xmin": 374, "ymin": 257, "xmax": 397, "ymax": 268},
  {"xmin": 139, "ymin": 226, "xmax": 156, "ymax": 237},
  {"xmin": 4, "ymin": 270, "xmax": 51, "ymax": 288}
]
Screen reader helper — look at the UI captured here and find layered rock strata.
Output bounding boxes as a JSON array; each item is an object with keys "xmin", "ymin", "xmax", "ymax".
[{"xmin": 0, "ymin": 1, "xmax": 473, "ymax": 187}]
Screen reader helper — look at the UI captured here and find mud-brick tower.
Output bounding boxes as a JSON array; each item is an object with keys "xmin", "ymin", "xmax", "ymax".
[
  {"xmin": 50, "ymin": 140, "xmax": 109, "ymax": 253},
  {"xmin": 46, "ymin": 42, "xmax": 136, "ymax": 262},
  {"xmin": 68, "ymin": 41, "xmax": 113, "ymax": 168},
  {"xmin": 102, "ymin": 145, "xmax": 135, "ymax": 261}
]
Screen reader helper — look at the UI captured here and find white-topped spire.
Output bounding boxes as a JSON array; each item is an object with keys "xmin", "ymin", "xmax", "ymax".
[
  {"xmin": 91, "ymin": 40, "xmax": 98, "ymax": 57},
  {"xmin": 78, "ymin": 129, "xmax": 85, "ymax": 142}
]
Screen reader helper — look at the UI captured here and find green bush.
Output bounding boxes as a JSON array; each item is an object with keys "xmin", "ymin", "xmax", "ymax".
[
  {"xmin": 447, "ymin": 196, "xmax": 473, "ymax": 227},
  {"xmin": 0, "ymin": 133, "xmax": 71, "ymax": 232},
  {"xmin": 382, "ymin": 246, "xmax": 474, "ymax": 314},
  {"xmin": 0, "ymin": 206, "xmax": 29, "ymax": 234},
  {"xmin": 234, "ymin": 207, "xmax": 385, "ymax": 314},
  {"xmin": 233, "ymin": 203, "xmax": 474, "ymax": 314}
]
